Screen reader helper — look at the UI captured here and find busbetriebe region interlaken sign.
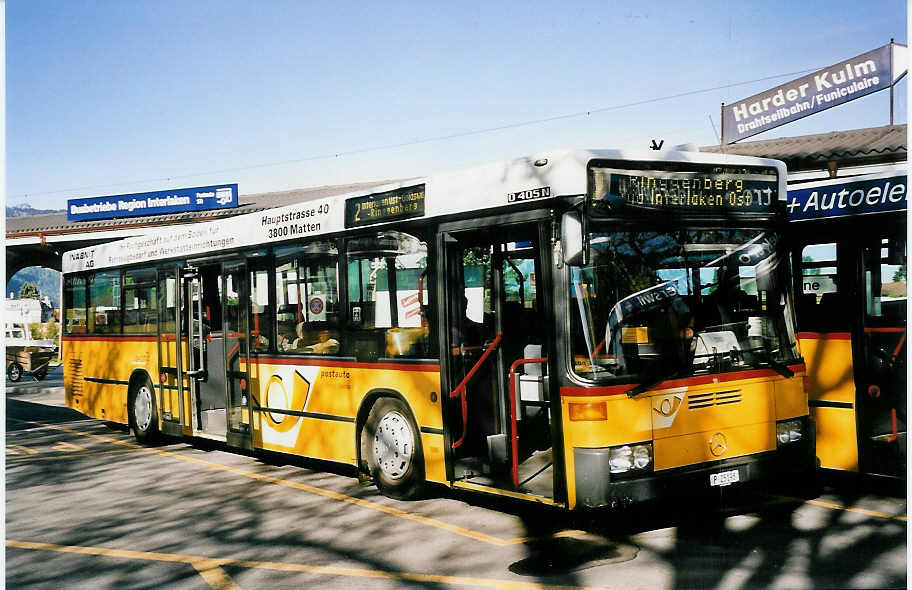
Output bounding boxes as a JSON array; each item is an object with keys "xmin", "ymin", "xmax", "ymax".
[
  {"xmin": 67, "ymin": 184, "xmax": 239, "ymax": 222},
  {"xmin": 722, "ymin": 43, "xmax": 907, "ymax": 144}
]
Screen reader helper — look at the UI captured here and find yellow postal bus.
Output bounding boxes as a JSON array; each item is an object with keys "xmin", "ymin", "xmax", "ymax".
[
  {"xmin": 788, "ymin": 167, "xmax": 906, "ymax": 479},
  {"xmin": 62, "ymin": 149, "xmax": 813, "ymax": 508}
]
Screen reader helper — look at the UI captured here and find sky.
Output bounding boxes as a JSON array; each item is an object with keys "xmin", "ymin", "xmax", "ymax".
[{"xmin": 6, "ymin": 0, "xmax": 908, "ymax": 210}]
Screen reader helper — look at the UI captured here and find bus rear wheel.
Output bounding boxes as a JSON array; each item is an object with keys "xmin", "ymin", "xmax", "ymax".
[
  {"xmin": 129, "ymin": 377, "xmax": 160, "ymax": 444},
  {"xmin": 364, "ymin": 397, "xmax": 425, "ymax": 500}
]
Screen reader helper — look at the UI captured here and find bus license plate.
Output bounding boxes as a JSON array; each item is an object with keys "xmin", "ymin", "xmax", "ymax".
[{"xmin": 710, "ymin": 469, "xmax": 740, "ymax": 487}]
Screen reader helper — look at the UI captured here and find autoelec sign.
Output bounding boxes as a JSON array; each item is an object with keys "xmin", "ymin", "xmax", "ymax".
[
  {"xmin": 723, "ymin": 43, "xmax": 906, "ymax": 143},
  {"xmin": 786, "ymin": 171, "xmax": 907, "ymax": 221},
  {"xmin": 67, "ymin": 184, "xmax": 239, "ymax": 221}
]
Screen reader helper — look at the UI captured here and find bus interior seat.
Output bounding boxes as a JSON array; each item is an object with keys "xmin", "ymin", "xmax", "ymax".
[{"xmin": 347, "ymin": 330, "xmax": 383, "ymax": 361}]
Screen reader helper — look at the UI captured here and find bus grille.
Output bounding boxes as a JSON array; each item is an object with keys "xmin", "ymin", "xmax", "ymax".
[
  {"xmin": 688, "ymin": 389, "xmax": 741, "ymax": 409},
  {"xmin": 69, "ymin": 359, "xmax": 83, "ymax": 395}
]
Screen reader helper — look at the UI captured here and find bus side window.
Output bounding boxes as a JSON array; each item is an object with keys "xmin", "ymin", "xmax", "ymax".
[
  {"xmin": 64, "ymin": 275, "xmax": 88, "ymax": 335},
  {"xmin": 89, "ymin": 270, "xmax": 123, "ymax": 334},
  {"xmin": 346, "ymin": 231, "xmax": 430, "ymax": 361},
  {"xmin": 123, "ymin": 268, "xmax": 157, "ymax": 334},
  {"xmin": 799, "ymin": 243, "xmax": 846, "ymax": 332},
  {"xmin": 864, "ymin": 235, "xmax": 906, "ymax": 323},
  {"xmin": 274, "ymin": 241, "xmax": 341, "ymax": 355},
  {"xmin": 249, "ymin": 267, "xmax": 272, "ymax": 353}
]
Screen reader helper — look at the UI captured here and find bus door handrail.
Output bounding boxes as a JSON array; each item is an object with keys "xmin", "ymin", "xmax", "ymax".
[
  {"xmin": 864, "ymin": 326, "xmax": 906, "ymax": 443},
  {"xmin": 448, "ymin": 332, "xmax": 502, "ymax": 450},
  {"xmin": 508, "ymin": 357, "xmax": 547, "ymax": 488}
]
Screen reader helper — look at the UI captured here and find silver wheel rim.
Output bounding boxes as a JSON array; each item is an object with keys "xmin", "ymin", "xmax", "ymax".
[
  {"xmin": 134, "ymin": 385, "xmax": 153, "ymax": 432},
  {"xmin": 372, "ymin": 410, "xmax": 414, "ymax": 481},
  {"xmin": 9, "ymin": 365, "xmax": 20, "ymax": 380}
]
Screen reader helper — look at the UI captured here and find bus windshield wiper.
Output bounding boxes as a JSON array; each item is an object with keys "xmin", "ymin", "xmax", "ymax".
[
  {"xmin": 626, "ymin": 367, "xmax": 687, "ymax": 398},
  {"xmin": 627, "ymin": 372, "xmax": 676, "ymax": 398},
  {"xmin": 740, "ymin": 346, "xmax": 794, "ymax": 378}
]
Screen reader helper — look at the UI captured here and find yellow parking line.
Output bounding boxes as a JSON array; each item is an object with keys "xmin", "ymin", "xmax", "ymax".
[
  {"xmin": 7, "ymin": 539, "xmax": 605, "ymax": 590},
  {"xmin": 806, "ymin": 498, "xmax": 907, "ymax": 522},
  {"xmin": 767, "ymin": 494, "xmax": 907, "ymax": 522},
  {"xmin": 502, "ymin": 529, "xmax": 589, "ymax": 546},
  {"xmin": 192, "ymin": 558, "xmax": 243, "ymax": 590},
  {"xmin": 6, "ymin": 445, "xmax": 39, "ymax": 455},
  {"xmin": 6, "ymin": 448, "xmax": 143, "ymax": 462},
  {"xmin": 7, "ymin": 540, "xmax": 240, "ymax": 590}
]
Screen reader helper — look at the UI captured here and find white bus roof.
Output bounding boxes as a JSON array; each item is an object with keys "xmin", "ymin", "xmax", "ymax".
[{"xmin": 62, "ymin": 148, "xmax": 787, "ymax": 273}]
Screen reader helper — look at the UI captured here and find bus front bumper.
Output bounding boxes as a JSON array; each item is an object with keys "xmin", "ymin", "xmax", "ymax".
[{"xmin": 574, "ymin": 420, "xmax": 816, "ymax": 509}]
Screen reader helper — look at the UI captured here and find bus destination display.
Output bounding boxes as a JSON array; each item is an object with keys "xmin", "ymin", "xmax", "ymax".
[
  {"xmin": 345, "ymin": 185, "xmax": 426, "ymax": 228},
  {"xmin": 591, "ymin": 167, "xmax": 779, "ymax": 214}
]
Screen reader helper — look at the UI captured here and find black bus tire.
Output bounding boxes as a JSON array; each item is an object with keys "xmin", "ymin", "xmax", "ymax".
[
  {"xmin": 7, "ymin": 362, "xmax": 23, "ymax": 383},
  {"xmin": 129, "ymin": 376, "xmax": 160, "ymax": 444},
  {"xmin": 363, "ymin": 397, "xmax": 425, "ymax": 500}
]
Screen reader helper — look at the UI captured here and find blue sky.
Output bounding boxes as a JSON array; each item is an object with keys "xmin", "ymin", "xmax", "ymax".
[{"xmin": 6, "ymin": 1, "xmax": 907, "ymax": 210}]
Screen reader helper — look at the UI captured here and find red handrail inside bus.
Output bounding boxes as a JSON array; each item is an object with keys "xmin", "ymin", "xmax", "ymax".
[
  {"xmin": 865, "ymin": 327, "xmax": 905, "ymax": 442},
  {"xmin": 891, "ymin": 332, "xmax": 906, "ymax": 364},
  {"xmin": 448, "ymin": 332, "xmax": 502, "ymax": 450},
  {"xmin": 417, "ymin": 272, "xmax": 427, "ymax": 327},
  {"xmin": 508, "ymin": 357, "xmax": 547, "ymax": 488}
]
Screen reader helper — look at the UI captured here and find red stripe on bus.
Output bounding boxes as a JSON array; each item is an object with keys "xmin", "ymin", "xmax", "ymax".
[
  {"xmin": 62, "ymin": 335, "xmax": 158, "ymax": 342},
  {"xmin": 863, "ymin": 327, "xmax": 906, "ymax": 334},
  {"xmin": 251, "ymin": 356, "xmax": 440, "ymax": 372},
  {"xmin": 797, "ymin": 332, "xmax": 852, "ymax": 340},
  {"xmin": 560, "ymin": 364, "xmax": 806, "ymax": 397}
]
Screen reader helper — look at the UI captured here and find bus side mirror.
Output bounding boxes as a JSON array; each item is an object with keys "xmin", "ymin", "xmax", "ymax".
[{"xmin": 562, "ymin": 211, "xmax": 584, "ymax": 267}]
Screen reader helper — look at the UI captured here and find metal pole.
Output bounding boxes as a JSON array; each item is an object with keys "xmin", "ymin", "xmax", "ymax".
[
  {"xmin": 720, "ymin": 103, "xmax": 725, "ymax": 151},
  {"xmin": 890, "ymin": 38, "xmax": 894, "ymax": 125}
]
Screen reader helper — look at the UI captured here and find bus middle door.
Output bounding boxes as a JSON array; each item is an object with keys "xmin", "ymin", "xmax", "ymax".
[
  {"xmin": 180, "ymin": 261, "xmax": 253, "ymax": 448},
  {"xmin": 441, "ymin": 221, "xmax": 555, "ymax": 499}
]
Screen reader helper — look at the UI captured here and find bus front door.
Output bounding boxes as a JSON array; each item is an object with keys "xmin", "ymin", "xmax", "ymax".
[
  {"xmin": 157, "ymin": 267, "xmax": 186, "ymax": 437},
  {"xmin": 180, "ymin": 260, "xmax": 253, "ymax": 448},
  {"xmin": 859, "ymin": 232, "xmax": 906, "ymax": 477},
  {"xmin": 441, "ymin": 221, "xmax": 556, "ymax": 499}
]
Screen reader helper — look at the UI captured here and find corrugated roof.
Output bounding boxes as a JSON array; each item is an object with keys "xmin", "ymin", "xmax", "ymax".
[
  {"xmin": 703, "ymin": 124, "xmax": 907, "ymax": 171},
  {"xmin": 6, "ymin": 179, "xmax": 404, "ymax": 236}
]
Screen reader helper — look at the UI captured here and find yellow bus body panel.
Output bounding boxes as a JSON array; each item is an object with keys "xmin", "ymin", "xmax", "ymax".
[
  {"xmin": 799, "ymin": 334, "xmax": 859, "ymax": 471},
  {"xmin": 247, "ymin": 360, "xmax": 447, "ymax": 484},
  {"xmin": 561, "ymin": 370, "xmax": 807, "ymax": 509},
  {"xmin": 63, "ymin": 337, "xmax": 158, "ymax": 424},
  {"xmin": 654, "ymin": 422, "xmax": 776, "ymax": 469},
  {"xmin": 63, "ymin": 338, "xmax": 447, "ymax": 483},
  {"xmin": 652, "ymin": 380, "xmax": 777, "ymax": 470}
]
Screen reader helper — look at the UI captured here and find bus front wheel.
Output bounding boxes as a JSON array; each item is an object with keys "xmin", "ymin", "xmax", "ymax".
[
  {"xmin": 363, "ymin": 397, "xmax": 425, "ymax": 500},
  {"xmin": 129, "ymin": 377, "xmax": 160, "ymax": 444}
]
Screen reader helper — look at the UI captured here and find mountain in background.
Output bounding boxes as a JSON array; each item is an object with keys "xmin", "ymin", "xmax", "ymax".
[
  {"xmin": 6, "ymin": 205, "xmax": 65, "ymax": 307},
  {"xmin": 7, "ymin": 267, "xmax": 61, "ymax": 308},
  {"xmin": 6, "ymin": 204, "xmax": 65, "ymax": 217}
]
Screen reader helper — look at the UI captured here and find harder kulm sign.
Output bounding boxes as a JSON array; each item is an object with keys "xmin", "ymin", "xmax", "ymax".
[
  {"xmin": 67, "ymin": 184, "xmax": 239, "ymax": 222},
  {"xmin": 722, "ymin": 43, "xmax": 907, "ymax": 144}
]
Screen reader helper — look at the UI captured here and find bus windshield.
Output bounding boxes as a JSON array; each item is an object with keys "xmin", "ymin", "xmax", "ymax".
[{"xmin": 570, "ymin": 228, "xmax": 800, "ymax": 385}]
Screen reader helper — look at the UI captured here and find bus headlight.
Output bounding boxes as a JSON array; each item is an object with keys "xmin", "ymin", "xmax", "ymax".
[
  {"xmin": 776, "ymin": 419, "xmax": 803, "ymax": 446},
  {"xmin": 608, "ymin": 443, "xmax": 653, "ymax": 474}
]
